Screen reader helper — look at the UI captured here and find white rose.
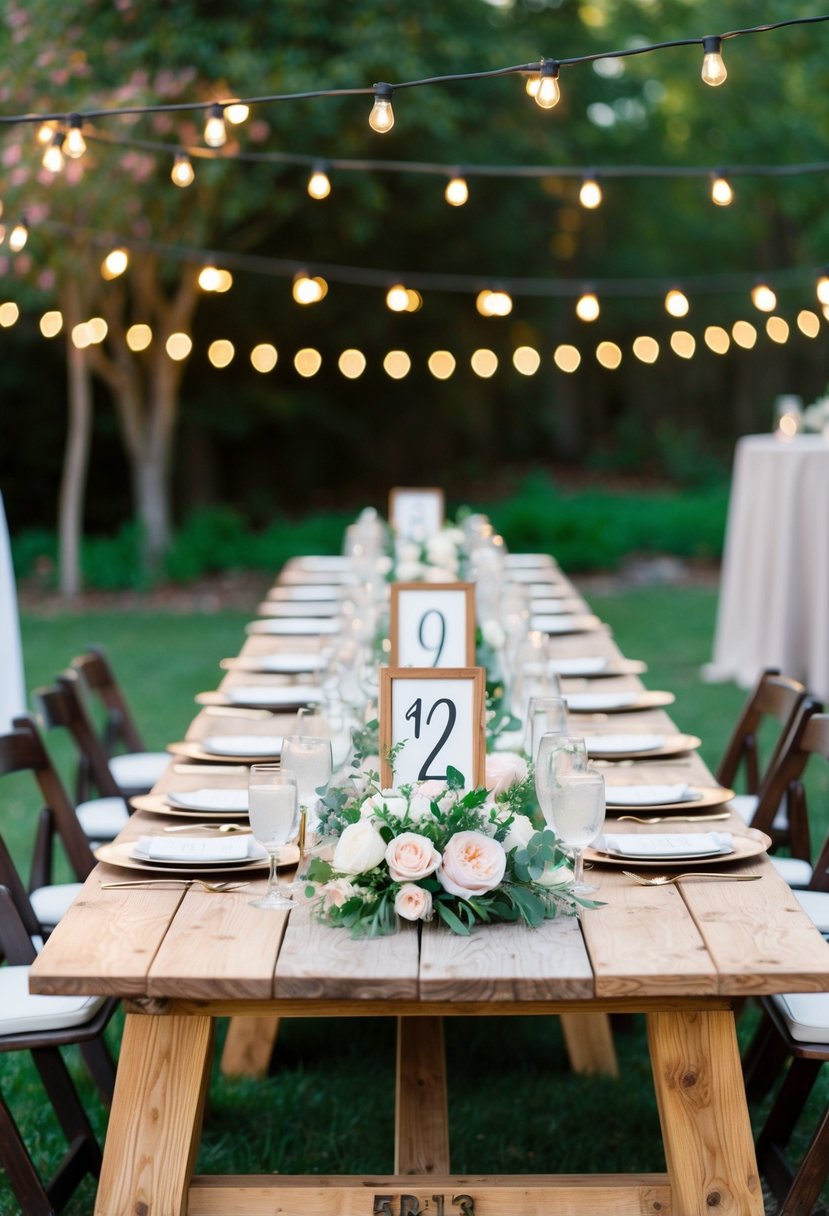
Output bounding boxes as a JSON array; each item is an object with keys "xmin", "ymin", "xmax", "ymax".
[
  {"xmin": 485, "ymin": 751, "xmax": 529, "ymax": 796},
  {"xmin": 395, "ymin": 539, "xmax": 421, "ymax": 563},
  {"xmin": 360, "ymin": 790, "xmax": 409, "ymax": 821},
  {"xmin": 407, "ymin": 793, "xmax": 436, "ymax": 822},
  {"xmin": 481, "ymin": 619, "xmax": 506, "ymax": 650},
  {"xmin": 500, "ymin": 813, "xmax": 536, "ymax": 852},
  {"xmin": 535, "ymin": 861, "xmax": 574, "ymax": 888},
  {"xmin": 332, "ymin": 821, "xmax": 387, "ymax": 874},
  {"xmin": 424, "ymin": 565, "xmax": 458, "ymax": 582},
  {"xmin": 396, "ymin": 560, "xmax": 426, "ymax": 581},
  {"xmin": 394, "ymin": 883, "xmax": 433, "ymax": 922},
  {"xmin": 425, "ymin": 532, "xmax": 458, "ymax": 564},
  {"xmin": 439, "ymin": 831, "xmax": 507, "ymax": 898},
  {"xmin": 443, "ymin": 527, "xmax": 466, "ymax": 546}
]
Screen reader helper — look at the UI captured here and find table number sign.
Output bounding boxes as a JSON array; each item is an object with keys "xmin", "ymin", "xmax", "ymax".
[
  {"xmin": 379, "ymin": 667, "xmax": 486, "ymax": 789},
  {"xmin": 389, "ymin": 582, "xmax": 476, "ymax": 668},
  {"xmin": 388, "ymin": 486, "xmax": 444, "ymax": 539}
]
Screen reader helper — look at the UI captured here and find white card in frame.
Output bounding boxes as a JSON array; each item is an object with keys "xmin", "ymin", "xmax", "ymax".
[
  {"xmin": 389, "ymin": 582, "xmax": 476, "ymax": 668},
  {"xmin": 388, "ymin": 486, "xmax": 445, "ymax": 539},
  {"xmin": 379, "ymin": 667, "xmax": 486, "ymax": 789}
]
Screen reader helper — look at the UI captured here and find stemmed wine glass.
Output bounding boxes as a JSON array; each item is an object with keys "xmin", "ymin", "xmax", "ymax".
[
  {"xmin": 247, "ymin": 767, "xmax": 299, "ymax": 910},
  {"xmin": 281, "ymin": 734, "xmax": 333, "ymax": 857},
  {"xmin": 526, "ymin": 695, "xmax": 568, "ymax": 762},
  {"xmin": 547, "ymin": 769, "xmax": 606, "ymax": 895}
]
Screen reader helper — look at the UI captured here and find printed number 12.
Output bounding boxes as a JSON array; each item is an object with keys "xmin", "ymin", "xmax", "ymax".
[{"xmin": 404, "ymin": 696, "xmax": 457, "ymax": 780}]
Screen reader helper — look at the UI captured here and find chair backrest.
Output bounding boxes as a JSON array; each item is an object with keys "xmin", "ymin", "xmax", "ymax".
[
  {"xmin": 747, "ymin": 701, "xmax": 826, "ymax": 867},
  {"xmin": 71, "ymin": 646, "xmax": 146, "ymax": 754},
  {"xmin": 34, "ymin": 674, "xmax": 122, "ymax": 801},
  {"xmin": 0, "ymin": 715, "xmax": 95, "ymax": 889},
  {"xmin": 716, "ymin": 668, "xmax": 808, "ymax": 792}
]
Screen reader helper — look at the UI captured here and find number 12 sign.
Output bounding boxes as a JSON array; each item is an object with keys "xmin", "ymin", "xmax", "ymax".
[
  {"xmin": 380, "ymin": 668, "xmax": 486, "ymax": 789},
  {"xmin": 389, "ymin": 582, "xmax": 476, "ymax": 668}
]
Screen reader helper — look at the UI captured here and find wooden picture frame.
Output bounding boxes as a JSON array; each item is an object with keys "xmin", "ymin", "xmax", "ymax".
[
  {"xmin": 388, "ymin": 486, "xmax": 445, "ymax": 539},
  {"xmin": 379, "ymin": 667, "xmax": 486, "ymax": 789},
  {"xmin": 389, "ymin": 582, "xmax": 476, "ymax": 668}
]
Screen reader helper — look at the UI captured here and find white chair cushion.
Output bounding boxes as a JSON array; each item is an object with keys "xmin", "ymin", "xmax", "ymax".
[
  {"xmin": 794, "ymin": 889, "xmax": 829, "ymax": 934},
  {"xmin": 29, "ymin": 883, "xmax": 84, "ymax": 929},
  {"xmin": 730, "ymin": 793, "xmax": 787, "ymax": 831},
  {"xmin": 76, "ymin": 795, "xmax": 129, "ymax": 840},
  {"xmin": 771, "ymin": 991, "xmax": 829, "ymax": 1045},
  {"xmin": 770, "ymin": 856, "xmax": 814, "ymax": 888},
  {"xmin": 109, "ymin": 751, "xmax": 168, "ymax": 791},
  {"xmin": 0, "ymin": 966, "xmax": 105, "ymax": 1036}
]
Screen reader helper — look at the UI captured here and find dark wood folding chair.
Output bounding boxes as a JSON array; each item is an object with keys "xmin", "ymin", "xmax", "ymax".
[{"xmin": 716, "ymin": 667, "xmax": 808, "ymax": 793}]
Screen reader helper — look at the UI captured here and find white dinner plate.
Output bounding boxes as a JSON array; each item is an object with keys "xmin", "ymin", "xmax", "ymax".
[
  {"xmin": 167, "ymin": 788, "xmax": 249, "ymax": 813},
  {"xmin": 585, "ymin": 828, "xmax": 770, "ymax": 869},
  {"xmin": 549, "ymin": 657, "xmax": 609, "ymax": 676},
  {"xmin": 269, "ymin": 585, "xmax": 343, "ymax": 601},
  {"xmin": 258, "ymin": 601, "xmax": 341, "ymax": 618},
  {"xmin": 201, "ymin": 735, "xmax": 284, "ymax": 757},
  {"xmin": 530, "ymin": 614, "xmax": 603, "ymax": 634},
  {"xmin": 132, "ymin": 834, "xmax": 266, "ymax": 866},
  {"xmin": 225, "ymin": 685, "xmax": 324, "ymax": 708},
  {"xmin": 503, "ymin": 554, "xmax": 556, "ymax": 569},
  {"xmin": 584, "ymin": 734, "xmax": 665, "ymax": 754},
  {"xmin": 247, "ymin": 618, "xmax": 340, "ymax": 636},
  {"xmin": 595, "ymin": 831, "xmax": 734, "ymax": 861},
  {"xmin": 223, "ymin": 654, "xmax": 326, "ymax": 675},
  {"xmin": 565, "ymin": 690, "xmax": 675, "ymax": 713},
  {"xmin": 292, "ymin": 556, "xmax": 352, "ymax": 571},
  {"xmin": 605, "ymin": 784, "xmax": 698, "ymax": 807}
]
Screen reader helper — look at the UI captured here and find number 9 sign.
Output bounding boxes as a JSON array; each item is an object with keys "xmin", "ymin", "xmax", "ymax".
[
  {"xmin": 380, "ymin": 668, "xmax": 486, "ymax": 789},
  {"xmin": 389, "ymin": 583, "xmax": 476, "ymax": 668}
]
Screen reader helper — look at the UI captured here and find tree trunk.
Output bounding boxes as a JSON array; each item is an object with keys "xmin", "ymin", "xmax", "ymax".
[{"xmin": 58, "ymin": 284, "xmax": 92, "ymax": 600}]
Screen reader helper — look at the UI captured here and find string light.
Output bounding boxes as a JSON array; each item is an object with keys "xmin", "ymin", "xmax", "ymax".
[
  {"xmin": 576, "ymin": 291, "xmax": 600, "ymax": 322},
  {"xmin": 534, "ymin": 59, "xmax": 561, "ymax": 109},
  {"xmin": 596, "ymin": 341, "xmax": 622, "ymax": 369},
  {"xmin": 36, "ymin": 122, "xmax": 54, "ymax": 145},
  {"xmin": 42, "ymin": 131, "xmax": 65, "ymax": 174},
  {"xmin": 224, "ymin": 100, "xmax": 250, "ymax": 125},
  {"xmin": 126, "ymin": 323, "xmax": 152, "ymax": 351},
  {"xmin": 171, "ymin": 152, "xmax": 195, "ymax": 187},
  {"xmin": 444, "ymin": 174, "xmax": 469, "ymax": 206},
  {"xmin": 207, "ymin": 338, "xmax": 235, "ymax": 367},
  {"xmin": 766, "ymin": 316, "xmax": 789, "ymax": 343},
  {"xmin": 553, "ymin": 344, "xmax": 581, "ymax": 372},
  {"xmin": 386, "ymin": 284, "xmax": 409, "ymax": 312},
  {"xmin": 632, "ymin": 336, "xmax": 659, "ymax": 363},
  {"xmin": 428, "ymin": 350, "xmax": 456, "ymax": 379},
  {"xmin": 101, "ymin": 247, "xmax": 129, "ymax": 279},
  {"xmin": 307, "ymin": 163, "xmax": 331, "ymax": 199},
  {"xmin": 65, "ymin": 113, "xmax": 87, "ymax": 159},
  {"xmin": 292, "ymin": 274, "xmax": 328, "ymax": 304},
  {"xmin": 369, "ymin": 83, "xmax": 394, "ymax": 133},
  {"xmin": 476, "ymin": 289, "xmax": 512, "ymax": 317},
  {"xmin": 578, "ymin": 177, "xmax": 602, "ymax": 209},
  {"xmin": 338, "ymin": 348, "xmax": 366, "ymax": 378},
  {"xmin": 704, "ymin": 325, "xmax": 729, "ymax": 353},
  {"xmin": 39, "ymin": 310, "xmax": 63, "ymax": 337},
  {"xmin": 471, "ymin": 348, "xmax": 498, "ymax": 377},
  {"xmin": 710, "ymin": 173, "xmax": 734, "ymax": 206},
  {"xmin": 513, "ymin": 346, "xmax": 540, "ymax": 374},
  {"xmin": 203, "ymin": 103, "xmax": 227, "ymax": 148},
  {"xmin": 670, "ymin": 331, "xmax": 696, "ymax": 358},
  {"xmin": 665, "ymin": 288, "xmax": 690, "ymax": 317},
  {"xmin": 700, "ymin": 35, "xmax": 728, "ymax": 86},
  {"xmin": 198, "ymin": 263, "xmax": 233, "ymax": 292},
  {"xmin": 251, "ymin": 343, "xmax": 277, "ymax": 372},
  {"xmin": 751, "ymin": 282, "xmax": 777, "ymax": 312},
  {"xmin": 816, "ymin": 273, "xmax": 829, "ymax": 306},
  {"xmin": 797, "ymin": 310, "xmax": 820, "ymax": 337},
  {"xmin": 165, "ymin": 332, "xmax": 192, "ymax": 360},
  {"xmin": 383, "ymin": 350, "xmax": 410, "ymax": 378},
  {"xmin": 8, "ymin": 220, "xmax": 28, "ymax": 252},
  {"xmin": 731, "ymin": 320, "xmax": 757, "ymax": 348},
  {"xmin": 0, "ymin": 302, "xmax": 19, "ymax": 328}
]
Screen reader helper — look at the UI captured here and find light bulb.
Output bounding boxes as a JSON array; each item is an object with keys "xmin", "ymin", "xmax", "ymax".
[
  {"xmin": 816, "ymin": 275, "xmax": 829, "ymax": 306},
  {"xmin": 9, "ymin": 221, "xmax": 28, "ymax": 252},
  {"xmin": 751, "ymin": 283, "xmax": 777, "ymax": 313},
  {"xmin": 204, "ymin": 103, "xmax": 227, "ymax": 148},
  {"xmin": 101, "ymin": 248, "xmax": 129, "ymax": 279},
  {"xmin": 576, "ymin": 292, "xmax": 600, "ymax": 322},
  {"xmin": 42, "ymin": 132, "xmax": 65, "ymax": 174},
  {"xmin": 171, "ymin": 152, "xmax": 195, "ymax": 187},
  {"xmin": 710, "ymin": 174, "xmax": 733, "ymax": 206},
  {"xmin": 198, "ymin": 264, "xmax": 223, "ymax": 292},
  {"xmin": 476, "ymin": 289, "xmax": 512, "ymax": 317},
  {"xmin": 445, "ymin": 175, "xmax": 469, "ymax": 206},
  {"xmin": 525, "ymin": 74, "xmax": 540, "ymax": 98},
  {"xmin": 65, "ymin": 114, "xmax": 86, "ymax": 159},
  {"xmin": 36, "ymin": 122, "xmax": 54, "ymax": 145},
  {"xmin": 579, "ymin": 177, "xmax": 602, "ymax": 209},
  {"xmin": 292, "ymin": 275, "xmax": 327, "ymax": 304},
  {"xmin": 307, "ymin": 166, "xmax": 331, "ymax": 200},
  {"xmin": 535, "ymin": 60, "xmax": 560, "ymax": 109},
  {"xmin": 369, "ymin": 84, "xmax": 394, "ymax": 133},
  {"xmin": 386, "ymin": 284, "xmax": 409, "ymax": 312},
  {"xmin": 664, "ymin": 289, "xmax": 689, "ymax": 318},
  {"xmin": 224, "ymin": 100, "xmax": 249, "ymax": 125},
  {"xmin": 701, "ymin": 35, "xmax": 727, "ymax": 86}
]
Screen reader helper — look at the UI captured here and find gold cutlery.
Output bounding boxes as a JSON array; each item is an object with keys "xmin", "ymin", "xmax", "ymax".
[
  {"xmin": 163, "ymin": 822, "xmax": 250, "ymax": 833},
  {"xmin": 616, "ymin": 811, "xmax": 731, "ymax": 824},
  {"xmin": 622, "ymin": 870, "xmax": 761, "ymax": 887},
  {"xmin": 100, "ymin": 879, "xmax": 249, "ymax": 892}
]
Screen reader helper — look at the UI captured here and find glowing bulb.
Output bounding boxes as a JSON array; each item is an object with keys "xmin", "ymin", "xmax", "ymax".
[
  {"xmin": 525, "ymin": 74, "xmax": 540, "ymax": 98},
  {"xmin": 445, "ymin": 175, "xmax": 469, "ymax": 206},
  {"xmin": 65, "ymin": 114, "xmax": 86, "ymax": 159},
  {"xmin": 171, "ymin": 152, "xmax": 194, "ymax": 187},
  {"xmin": 101, "ymin": 248, "xmax": 129, "ymax": 279},
  {"xmin": 224, "ymin": 100, "xmax": 249, "ymax": 125},
  {"xmin": 665, "ymin": 289, "xmax": 689, "ymax": 318},
  {"xmin": 8, "ymin": 221, "xmax": 28, "ymax": 252},
  {"xmin": 36, "ymin": 122, "xmax": 54, "ymax": 145},
  {"xmin": 40, "ymin": 310, "xmax": 63, "ymax": 337},
  {"xmin": 816, "ymin": 275, "xmax": 829, "ymax": 306},
  {"xmin": 710, "ymin": 174, "xmax": 733, "ymax": 206},
  {"xmin": 369, "ymin": 84, "xmax": 394, "ymax": 133},
  {"xmin": 198, "ymin": 264, "xmax": 223, "ymax": 292},
  {"xmin": 126, "ymin": 324, "xmax": 152, "ymax": 351},
  {"xmin": 751, "ymin": 283, "xmax": 777, "ymax": 313},
  {"xmin": 476, "ymin": 289, "xmax": 512, "ymax": 317},
  {"xmin": 307, "ymin": 166, "xmax": 331, "ymax": 200},
  {"xmin": 292, "ymin": 275, "xmax": 327, "ymax": 305},
  {"xmin": 701, "ymin": 35, "xmax": 727, "ymax": 86},
  {"xmin": 534, "ymin": 60, "xmax": 560, "ymax": 109},
  {"xmin": 42, "ymin": 132, "xmax": 65, "ymax": 173},
  {"xmin": 579, "ymin": 177, "xmax": 602, "ymax": 209},
  {"xmin": 386, "ymin": 284, "xmax": 409, "ymax": 312},
  {"xmin": 204, "ymin": 103, "xmax": 227, "ymax": 148},
  {"xmin": 576, "ymin": 292, "xmax": 600, "ymax": 322}
]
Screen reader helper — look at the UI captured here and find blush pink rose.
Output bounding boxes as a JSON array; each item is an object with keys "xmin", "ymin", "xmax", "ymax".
[
  {"xmin": 485, "ymin": 751, "xmax": 528, "ymax": 796},
  {"xmin": 438, "ymin": 831, "xmax": 507, "ymax": 898},
  {"xmin": 394, "ymin": 883, "xmax": 433, "ymax": 922},
  {"xmin": 385, "ymin": 832, "xmax": 441, "ymax": 882}
]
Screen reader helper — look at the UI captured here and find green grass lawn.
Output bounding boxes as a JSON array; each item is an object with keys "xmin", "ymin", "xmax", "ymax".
[{"xmin": 1, "ymin": 586, "xmax": 826, "ymax": 1215}]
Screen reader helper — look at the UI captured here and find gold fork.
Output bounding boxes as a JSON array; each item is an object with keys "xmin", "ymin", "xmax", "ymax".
[
  {"xmin": 622, "ymin": 870, "xmax": 761, "ymax": 887},
  {"xmin": 616, "ymin": 811, "xmax": 731, "ymax": 824},
  {"xmin": 100, "ymin": 878, "xmax": 249, "ymax": 892}
]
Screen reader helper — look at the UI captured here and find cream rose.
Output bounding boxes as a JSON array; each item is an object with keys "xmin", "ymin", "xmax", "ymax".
[
  {"xmin": 394, "ymin": 883, "xmax": 433, "ymax": 922},
  {"xmin": 360, "ymin": 790, "xmax": 409, "ymax": 822},
  {"xmin": 500, "ymin": 813, "xmax": 536, "ymax": 852},
  {"xmin": 485, "ymin": 751, "xmax": 528, "ymax": 796},
  {"xmin": 535, "ymin": 861, "xmax": 574, "ymax": 888},
  {"xmin": 332, "ymin": 820, "xmax": 387, "ymax": 874},
  {"xmin": 385, "ymin": 832, "xmax": 441, "ymax": 882},
  {"xmin": 407, "ymin": 793, "xmax": 436, "ymax": 822},
  {"xmin": 481, "ymin": 619, "xmax": 506, "ymax": 650},
  {"xmin": 321, "ymin": 878, "xmax": 358, "ymax": 909},
  {"xmin": 438, "ymin": 831, "xmax": 507, "ymax": 898}
]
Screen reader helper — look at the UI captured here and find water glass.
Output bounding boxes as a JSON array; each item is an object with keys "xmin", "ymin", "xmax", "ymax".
[
  {"xmin": 548, "ymin": 769, "xmax": 605, "ymax": 894},
  {"xmin": 527, "ymin": 696, "xmax": 568, "ymax": 761},
  {"xmin": 247, "ymin": 767, "xmax": 298, "ymax": 909},
  {"xmin": 534, "ymin": 733, "xmax": 588, "ymax": 822}
]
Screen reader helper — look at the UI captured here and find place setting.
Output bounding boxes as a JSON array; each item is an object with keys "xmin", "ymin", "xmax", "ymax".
[
  {"xmin": 131, "ymin": 785, "xmax": 250, "ymax": 820},
  {"xmin": 585, "ymin": 826, "xmax": 772, "ymax": 870},
  {"xmin": 530, "ymin": 611, "xmax": 605, "ymax": 634},
  {"xmin": 603, "ymin": 782, "xmax": 736, "ymax": 814},
  {"xmin": 246, "ymin": 616, "xmax": 342, "ymax": 636},
  {"xmin": 267, "ymin": 584, "xmax": 345, "ymax": 601},
  {"xmin": 256, "ymin": 599, "xmax": 342, "ymax": 618},
  {"xmin": 195, "ymin": 683, "xmax": 325, "ymax": 711},
  {"xmin": 94, "ymin": 831, "xmax": 278, "ymax": 877},
  {"xmin": 547, "ymin": 655, "xmax": 647, "ymax": 678},
  {"xmin": 583, "ymin": 731, "xmax": 702, "ymax": 760},
  {"xmin": 220, "ymin": 652, "xmax": 327, "ymax": 675},
  {"xmin": 167, "ymin": 732, "xmax": 285, "ymax": 763},
  {"xmin": 563, "ymin": 688, "xmax": 675, "ymax": 714}
]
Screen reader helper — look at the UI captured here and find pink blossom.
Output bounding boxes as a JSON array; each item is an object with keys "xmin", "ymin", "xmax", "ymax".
[{"xmin": 395, "ymin": 884, "xmax": 433, "ymax": 922}]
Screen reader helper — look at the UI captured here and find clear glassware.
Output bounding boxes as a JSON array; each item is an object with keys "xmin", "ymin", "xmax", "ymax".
[
  {"xmin": 534, "ymin": 732, "xmax": 588, "ymax": 823},
  {"xmin": 247, "ymin": 766, "xmax": 299, "ymax": 909},
  {"xmin": 281, "ymin": 734, "xmax": 334, "ymax": 859},
  {"xmin": 547, "ymin": 768, "xmax": 605, "ymax": 895},
  {"xmin": 527, "ymin": 695, "xmax": 568, "ymax": 761}
]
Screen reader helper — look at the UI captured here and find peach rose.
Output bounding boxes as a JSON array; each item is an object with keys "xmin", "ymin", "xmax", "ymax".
[
  {"xmin": 385, "ymin": 832, "xmax": 441, "ymax": 882},
  {"xmin": 438, "ymin": 831, "xmax": 507, "ymax": 898},
  {"xmin": 321, "ymin": 878, "xmax": 358, "ymax": 909},
  {"xmin": 332, "ymin": 820, "xmax": 387, "ymax": 874},
  {"xmin": 394, "ymin": 883, "xmax": 433, "ymax": 922},
  {"xmin": 485, "ymin": 751, "xmax": 528, "ymax": 796}
]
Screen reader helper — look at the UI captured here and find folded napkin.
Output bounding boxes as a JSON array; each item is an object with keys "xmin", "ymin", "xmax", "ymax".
[
  {"xmin": 254, "ymin": 618, "xmax": 340, "ymax": 635},
  {"xmin": 597, "ymin": 832, "xmax": 733, "ymax": 859},
  {"xmin": 585, "ymin": 734, "xmax": 665, "ymax": 754},
  {"xmin": 565, "ymin": 692, "xmax": 638, "ymax": 712},
  {"xmin": 531, "ymin": 615, "xmax": 577, "ymax": 632},
  {"xmin": 137, "ymin": 834, "xmax": 252, "ymax": 863},
  {"xmin": 605, "ymin": 784, "xmax": 695, "ymax": 807},
  {"xmin": 529, "ymin": 598, "xmax": 568, "ymax": 613},
  {"xmin": 549, "ymin": 657, "xmax": 608, "ymax": 676},
  {"xmin": 202, "ymin": 735, "xmax": 284, "ymax": 757},
  {"xmin": 226, "ymin": 685, "xmax": 322, "ymax": 707},
  {"xmin": 237, "ymin": 654, "xmax": 324, "ymax": 674},
  {"xmin": 167, "ymin": 788, "xmax": 249, "ymax": 812}
]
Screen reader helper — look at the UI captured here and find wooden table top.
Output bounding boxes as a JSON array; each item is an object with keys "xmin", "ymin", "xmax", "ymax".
[{"xmin": 30, "ymin": 555, "xmax": 829, "ymax": 1008}]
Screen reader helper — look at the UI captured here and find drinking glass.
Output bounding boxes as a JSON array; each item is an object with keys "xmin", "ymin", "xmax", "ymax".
[
  {"xmin": 527, "ymin": 695, "xmax": 568, "ymax": 762},
  {"xmin": 247, "ymin": 767, "xmax": 299, "ymax": 909},
  {"xmin": 281, "ymin": 734, "xmax": 334, "ymax": 853},
  {"xmin": 547, "ymin": 769, "xmax": 606, "ymax": 895},
  {"xmin": 534, "ymin": 733, "xmax": 588, "ymax": 823}
]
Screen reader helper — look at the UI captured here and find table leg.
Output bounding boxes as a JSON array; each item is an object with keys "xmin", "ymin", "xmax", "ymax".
[
  {"xmin": 647, "ymin": 1009, "xmax": 763, "ymax": 1216},
  {"xmin": 220, "ymin": 1014, "xmax": 280, "ymax": 1078},
  {"xmin": 395, "ymin": 1016, "xmax": 450, "ymax": 1175},
  {"xmin": 560, "ymin": 1012, "xmax": 619, "ymax": 1076},
  {"xmin": 94, "ymin": 1011, "xmax": 213, "ymax": 1216}
]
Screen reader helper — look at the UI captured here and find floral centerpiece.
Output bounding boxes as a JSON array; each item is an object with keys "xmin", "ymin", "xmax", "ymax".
[
  {"xmin": 304, "ymin": 751, "xmax": 599, "ymax": 937},
  {"xmin": 803, "ymin": 391, "xmax": 829, "ymax": 434}
]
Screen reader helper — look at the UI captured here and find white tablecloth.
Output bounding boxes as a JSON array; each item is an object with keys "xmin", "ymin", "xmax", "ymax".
[
  {"xmin": 705, "ymin": 434, "xmax": 829, "ymax": 699},
  {"xmin": 0, "ymin": 492, "xmax": 26, "ymax": 729}
]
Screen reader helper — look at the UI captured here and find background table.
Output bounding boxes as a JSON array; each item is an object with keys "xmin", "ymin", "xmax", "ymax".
[{"xmin": 707, "ymin": 433, "xmax": 829, "ymax": 700}]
